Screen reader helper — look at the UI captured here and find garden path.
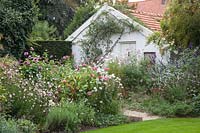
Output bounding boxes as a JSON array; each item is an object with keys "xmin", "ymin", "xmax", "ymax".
[{"xmin": 123, "ymin": 110, "xmax": 161, "ymax": 121}]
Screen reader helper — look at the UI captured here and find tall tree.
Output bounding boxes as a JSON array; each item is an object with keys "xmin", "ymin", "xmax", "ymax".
[
  {"xmin": 38, "ymin": 0, "xmax": 74, "ymax": 38},
  {"xmin": 161, "ymin": 0, "xmax": 200, "ymax": 49},
  {"xmin": 0, "ymin": 0, "xmax": 39, "ymax": 58}
]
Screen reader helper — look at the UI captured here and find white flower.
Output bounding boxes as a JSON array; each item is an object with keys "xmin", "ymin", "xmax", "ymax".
[{"xmin": 49, "ymin": 100, "xmax": 55, "ymax": 106}]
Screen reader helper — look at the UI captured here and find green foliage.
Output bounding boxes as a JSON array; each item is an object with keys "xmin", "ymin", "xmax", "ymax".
[
  {"xmin": 163, "ymin": 85, "xmax": 187, "ymax": 103},
  {"xmin": 0, "ymin": 116, "xmax": 36, "ymax": 133},
  {"xmin": 1, "ymin": 52, "xmax": 72, "ymax": 123},
  {"xmin": 94, "ymin": 114, "xmax": 128, "ymax": 127},
  {"xmin": 151, "ymin": 48, "xmax": 200, "ymax": 99},
  {"xmin": 32, "ymin": 41, "xmax": 72, "ymax": 59},
  {"xmin": 64, "ymin": 0, "xmax": 96, "ymax": 37},
  {"xmin": 61, "ymin": 64, "xmax": 122, "ymax": 114},
  {"xmin": 145, "ymin": 48, "xmax": 200, "ymax": 116},
  {"xmin": 161, "ymin": 0, "xmax": 200, "ymax": 48},
  {"xmin": 1, "ymin": 50, "xmax": 125, "ymax": 131},
  {"xmin": 0, "ymin": 116, "xmax": 18, "ymax": 133},
  {"xmin": 192, "ymin": 94, "xmax": 200, "ymax": 115},
  {"xmin": 16, "ymin": 119, "xmax": 37, "ymax": 133},
  {"xmin": 45, "ymin": 101, "xmax": 95, "ymax": 132},
  {"xmin": 108, "ymin": 57, "xmax": 152, "ymax": 93},
  {"xmin": 30, "ymin": 21, "xmax": 57, "ymax": 41},
  {"xmin": 0, "ymin": 0, "xmax": 39, "ymax": 58},
  {"xmin": 143, "ymin": 97, "xmax": 193, "ymax": 117},
  {"xmin": 38, "ymin": 0, "xmax": 74, "ymax": 38}
]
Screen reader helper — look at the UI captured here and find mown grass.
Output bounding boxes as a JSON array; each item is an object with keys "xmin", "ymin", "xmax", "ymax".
[{"xmin": 82, "ymin": 118, "xmax": 200, "ymax": 133}]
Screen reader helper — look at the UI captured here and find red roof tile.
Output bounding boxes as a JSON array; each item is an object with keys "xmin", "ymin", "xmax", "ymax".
[
  {"xmin": 128, "ymin": 0, "xmax": 168, "ymax": 31},
  {"xmin": 131, "ymin": 10, "xmax": 162, "ymax": 31}
]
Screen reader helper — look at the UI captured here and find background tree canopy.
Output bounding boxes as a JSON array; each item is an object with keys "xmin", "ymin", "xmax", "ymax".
[
  {"xmin": 0, "ymin": 0, "xmax": 38, "ymax": 58},
  {"xmin": 38, "ymin": 0, "xmax": 75, "ymax": 38},
  {"xmin": 161, "ymin": 0, "xmax": 200, "ymax": 49}
]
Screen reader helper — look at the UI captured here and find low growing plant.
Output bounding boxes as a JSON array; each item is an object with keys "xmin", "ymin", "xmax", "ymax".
[{"xmin": 45, "ymin": 101, "xmax": 95, "ymax": 132}]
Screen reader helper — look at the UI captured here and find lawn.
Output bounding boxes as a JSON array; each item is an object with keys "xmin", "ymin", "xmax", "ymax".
[{"xmin": 82, "ymin": 118, "xmax": 200, "ymax": 133}]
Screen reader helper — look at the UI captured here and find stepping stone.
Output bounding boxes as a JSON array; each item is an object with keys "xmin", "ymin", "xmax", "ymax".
[{"xmin": 123, "ymin": 110, "xmax": 161, "ymax": 121}]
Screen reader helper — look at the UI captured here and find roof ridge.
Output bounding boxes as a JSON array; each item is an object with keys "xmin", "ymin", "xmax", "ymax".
[{"xmin": 131, "ymin": 10, "xmax": 163, "ymax": 17}]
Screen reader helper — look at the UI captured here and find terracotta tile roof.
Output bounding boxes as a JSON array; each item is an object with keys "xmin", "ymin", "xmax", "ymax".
[
  {"xmin": 128, "ymin": 0, "xmax": 168, "ymax": 31},
  {"xmin": 129, "ymin": 0, "xmax": 167, "ymax": 14},
  {"xmin": 131, "ymin": 10, "xmax": 163, "ymax": 31}
]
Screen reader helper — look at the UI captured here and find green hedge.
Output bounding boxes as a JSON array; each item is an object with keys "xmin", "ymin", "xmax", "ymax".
[{"xmin": 33, "ymin": 41, "xmax": 72, "ymax": 59}]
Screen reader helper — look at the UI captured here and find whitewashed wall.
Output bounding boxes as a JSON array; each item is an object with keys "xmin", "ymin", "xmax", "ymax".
[{"xmin": 71, "ymin": 28, "xmax": 168, "ymax": 65}]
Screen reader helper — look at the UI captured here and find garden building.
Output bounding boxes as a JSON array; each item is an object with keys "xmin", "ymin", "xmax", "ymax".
[{"xmin": 66, "ymin": 4, "xmax": 168, "ymax": 65}]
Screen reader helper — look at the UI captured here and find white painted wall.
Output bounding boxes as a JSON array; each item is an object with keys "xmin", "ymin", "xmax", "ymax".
[{"xmin": 72, "ymin": 29, "xmax": 168, "ymax": 65}]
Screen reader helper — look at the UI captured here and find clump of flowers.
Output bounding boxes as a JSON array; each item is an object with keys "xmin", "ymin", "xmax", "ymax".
[
  {"xmin": 1, "ymin": 50, "xmax": 72, "ymax": 122},
  {"xmin": 60, "ymin": 64, "xmax": 123, "ymax": 114}
]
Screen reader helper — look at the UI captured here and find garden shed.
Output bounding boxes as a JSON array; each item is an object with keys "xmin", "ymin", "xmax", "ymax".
[{"xmin": 66, "ymin": 4, "xmax": 168, "ymax": 65}]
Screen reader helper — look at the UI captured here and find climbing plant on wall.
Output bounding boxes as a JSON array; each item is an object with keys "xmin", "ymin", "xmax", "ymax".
[{"xmin": 81, "ymin": 11, "xmax": 138, "ymax": 64}]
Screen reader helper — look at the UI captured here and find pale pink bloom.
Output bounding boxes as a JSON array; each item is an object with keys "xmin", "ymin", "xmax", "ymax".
[
  {"xmin": 104, "ymin": 68, "xmax": 110, "ymax": 71},
  {"xmin": 87, "ymin": 91, "xmax": 93, "ymax": 96}
]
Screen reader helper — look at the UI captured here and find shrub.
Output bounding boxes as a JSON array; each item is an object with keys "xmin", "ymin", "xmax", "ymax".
[
  {"xmin": 30, "ymin": 21, "xmax": 57, "ymax": 41},
  {"xmin": 0, "ymin": 115, "xmax": 36, "ymax": 133},
  {"xmin": 32, "ymin": 41, "xmax": 72, "ymax": 59},
  {"xmin": 45, "ymin": 101, "xmax": 95, "ymax": 132},
  {"xmin": 1, "ymin": 50, "xmax": 124, "ymax": 130},
  {"xmin": 108, "ymin": 57, "xmax": 152, "ymax": 93},
  {"xmin": 60, "ymin": 64, "xmax": 123, "ymax": 114},
  {"xmin": 16, "ymin": 119, "xmax": 37, "ymax": 133},
  {"xmin": 149, "ymin": 48, "xmax": 200, "ymax": 116},
  {"xmin": 94, "ymin": 113, "xmax": 128, "ymax": 127},
  {"xmin": 163, "ymin": 85, "xmax": 188, "ymax": 103},
  {"xmin": 0, "ymin": 0, "xmax": 38, "ymax": 58},
  {"xmin": 192, "ymin": 94, "xmax": 200, "ymax": 116},
  {"xmin": 143, "ymin": 97, "xmax": 193, "ymax": 117},
  {"xmin": 0, "ymin": 116, "xmax": 18, "ymax": 133},
  {"xmin": 1, "ymin": 51, "xmax": 72, "ymax": 123}
]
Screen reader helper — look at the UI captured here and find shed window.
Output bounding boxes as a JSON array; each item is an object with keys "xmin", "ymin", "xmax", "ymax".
[{"xmin": 144, "ymin": 52, "xmax": 156, "ymax": 64}]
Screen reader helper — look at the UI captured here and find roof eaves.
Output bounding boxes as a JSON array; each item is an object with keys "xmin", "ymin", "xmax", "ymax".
[{"xmin": 66, "ymin": 4, "xmax": 154, "ymax": 42}]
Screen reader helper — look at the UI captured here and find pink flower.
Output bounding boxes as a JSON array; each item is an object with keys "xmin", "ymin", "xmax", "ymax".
[
  {"xmin": 90, "ymin": 74, "xmax": 95, "ymax": 78},
  {"xmin": 87, "ymin": 91, "xmax": 93, "ymax": 96},
  {"xmin": 62, "ymin": 80, "xmax": 67, "ymax": 83},
  {"xmin": 92, "ymin": 67, "xmax": 98, "ymax": 71},
  {"xmin": 104, "ymin": 68, "xmax": 110, "ymax": 71},
  {"xmin": 82, "ymin": 64, "xmax": 87, "ymax": 67},
  {"xmin": 103, "ymin": 76, "xmax": 109, "ymax": 81},
  {"xmin": 30, "ymin": 47, "xmax": 34, "ymax": 51},
  {"xmin": 24, "ymin": 52, "xmax": 29, "ymax": 56},
  {"xmin": 63, "ymin": 55, "xmax": 70, "ymax": 60},
  {"xmin": 75, "ymin": 66, "xmax": 80, "ymax": 71},
  {"xmin": 24, "ymin": 61, "xmax": 30, "ymax": 65},
  {"xmin": 33, "ymin": 57, "xmax": 39, "ymax": 63}
]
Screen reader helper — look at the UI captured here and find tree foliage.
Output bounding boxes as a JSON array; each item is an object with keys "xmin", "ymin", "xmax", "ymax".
[
  {"xmin": 161, "ymin": 0, "xmax": 200, "ymax": 48},
  {"xmin": 30, "ymin": 21, "xmax": 57, "ymax": 41},
  {"xmin": 0, "ymin": 0, "xmax": 38, "ymax": 58},
  {"xmin": 64, "ymin": 0, "xmax": 96, "ymax": 38},
  {"xmin": 38, "ymin": 0, "xmax": 74, "ymax": 38}
]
